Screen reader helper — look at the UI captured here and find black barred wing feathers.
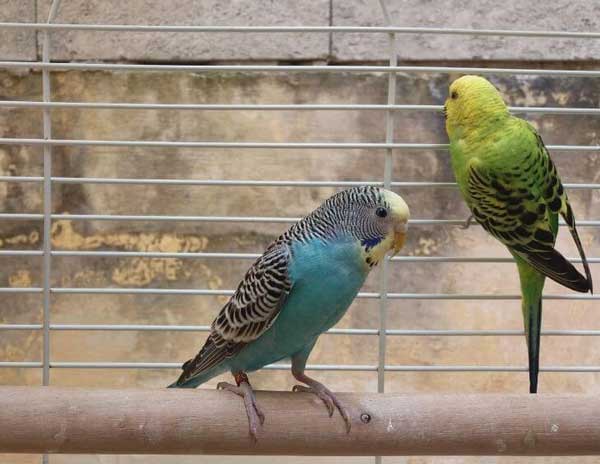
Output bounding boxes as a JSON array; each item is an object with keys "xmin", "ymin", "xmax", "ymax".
[
  {"xmin": 466, "ymin": 127, "xmax": 591, "ymax": 293},
  {"xmin": 174, "ymin": 244, "xmax": 292, "ymax": 385}
]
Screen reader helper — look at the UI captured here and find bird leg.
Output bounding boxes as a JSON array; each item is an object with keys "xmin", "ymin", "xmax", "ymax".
[
  {"xmin": 217, "ymin": 372, "xmax": 265, "ymax": 442},
  {"xmin": 460, "ymin": 214, "xmax": 475, "ymax": 230},
  {"xmin": 291, "ymin": 370, "xmax": 352, "ymax": 433}
]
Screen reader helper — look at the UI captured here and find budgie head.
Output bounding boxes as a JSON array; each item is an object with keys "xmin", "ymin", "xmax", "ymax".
[
  {"xmin": 444, "ymin": 75, "xmax": 509, "ymax": 140},
  {"xmin": 298, "ymin": 186, "xmax": 410, "ymax": 268}
]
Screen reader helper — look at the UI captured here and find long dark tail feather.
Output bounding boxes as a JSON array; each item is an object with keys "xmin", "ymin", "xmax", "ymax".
[
  {"xmin": 167, "ymin": 360, "xmax": 222, "ymax": 389},
  {"xmin": 167, "ymin": 336, "xmax": 232, "ymax": 388},
  {"xmin": 167, "ymin": 362, "xmax": 190, "ymax": 388},
  {"xmin": 527, "ymin": 298, "xmax": 542, "ymax": 394},
  {"xmin": 167, "ymin": 357, "xmax": 207, "ymax": 388},
  {"xmin": 563, "ymin": 204, "xmax": 593, "ymax": 293}
]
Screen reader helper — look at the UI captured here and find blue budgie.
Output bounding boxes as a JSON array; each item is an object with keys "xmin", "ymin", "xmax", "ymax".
[{"xmin": 169, "ymin": 186, "xmax": 410, "ymax": 440}]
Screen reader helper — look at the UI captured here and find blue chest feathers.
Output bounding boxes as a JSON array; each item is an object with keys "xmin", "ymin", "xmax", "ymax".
[{"xmin": 281, "ymin": 236, "xmax": 369, "ymax": 337}]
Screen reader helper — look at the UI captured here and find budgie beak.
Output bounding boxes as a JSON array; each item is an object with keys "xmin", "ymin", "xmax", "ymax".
[
  {"xmin": 392, "ymin": 222, "xmax": 408, "ymax": 256},
  {"xmin": 381, "ymin": 190, "xmax": 410, "ymax": 256}
]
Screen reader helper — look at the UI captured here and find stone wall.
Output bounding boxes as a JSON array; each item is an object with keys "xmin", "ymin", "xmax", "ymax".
[
  {"xmin": 3, "ymin": 0, "xmax": 600, "ymax": 62},
  {"xmin": 1, "ymin": 2, "xmax": 600, "ymax": 464}
]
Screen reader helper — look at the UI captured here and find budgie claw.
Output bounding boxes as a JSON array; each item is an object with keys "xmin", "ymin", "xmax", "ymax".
[
  {"xmin": 291, "ymin": 374, "xmax": 352, "ymax": 433},
  {"xmin": 218, "ymin": 375, "xmax": 264, "ymax": 442},
  {"xmin": 460, "ymin": 214, "xmax": 475, "ymax": 230},
  {"xmin": 293, "ymin": 384, "xmax": 335, "ymax": 416}
]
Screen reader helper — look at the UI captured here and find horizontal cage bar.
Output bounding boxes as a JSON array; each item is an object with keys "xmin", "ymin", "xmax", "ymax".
[
  {"xmin": 1, "ymin": 213, "xmax": 599, "ymax": 227},
  {"xmin": 2, "ymin": 324, "xmax": 600, "ymax": 337},
  {"xmin": 0, "ymin": 287, "xmax": 596, "ymax": 300},
  {"xmin": 0, "ymin": 287, "xmax": 43, "ymax": 293},
  {"xmin": 1, "ymin": 100, "xmax": 600, "ymax": 115},
  {"xmin": 0, "ymin": 138, "xmax": 597, "ymax": 151},
  {"xmin": 0, "ymin": 362, "xmax": 43, "ymax": 368},
  {"xmin": 0, "ymin": 250, "xmax": 43, "ymax": 256},
  {"xmin": 0, "ymin": 23, "xmax": 600, "ymax": 39},
  {"xmin": 48, "ymin": 250, "xmax": 600, "ymax": 264},
  {"xmin": 1, "ymin": 362, "xmax": 599, "ymax": 373},
  {"xmin": 0, "ymin": 177, "xmax": 599, "ymax": 191},
  {"xmin": 1, "ymin": 62, "xmax": 600, "ymax": 77}
]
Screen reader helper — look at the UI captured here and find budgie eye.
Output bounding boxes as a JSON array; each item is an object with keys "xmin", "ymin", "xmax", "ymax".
[
  {"xmin": 375, "ymin": 207, "xmax": 388, "ymax": 218},
  {"xmin": 451, "ymin": 90, "xmax": 459, "ymax": 100}
]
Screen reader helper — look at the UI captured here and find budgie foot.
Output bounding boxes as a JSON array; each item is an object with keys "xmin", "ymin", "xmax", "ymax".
[
  {"xmin": 460, "ymin": 214, "xmax": 475, "ymax": 230},
  {"xmin": 292, "ymin": 373, "xmax": 351, "ymax": 433},
  {"xmin": 217, "ymin": 372, "xmax": 265, "ymax": 442}
]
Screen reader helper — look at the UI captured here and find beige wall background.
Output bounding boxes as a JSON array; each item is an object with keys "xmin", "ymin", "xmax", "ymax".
[{"xmin": 1, "ymin": 1, "xmax": 599, "ymax": 463}]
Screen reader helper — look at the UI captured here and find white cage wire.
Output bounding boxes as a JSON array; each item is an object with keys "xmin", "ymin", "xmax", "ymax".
[{"xmin": 0, "ymin": 0, "xmax": 599, "ymax": 462}]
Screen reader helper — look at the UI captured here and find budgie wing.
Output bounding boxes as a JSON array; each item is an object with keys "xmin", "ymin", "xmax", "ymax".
[
  {"xmin": 466, "ymin": 130, "xmax": 591, "ymax": 292},
  {"xmin": 175, "ymin": 243, "xmax": 292, "ymax": 384}
]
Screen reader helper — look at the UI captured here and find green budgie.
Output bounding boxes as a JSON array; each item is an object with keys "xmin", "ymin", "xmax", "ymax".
[
  {"xmin": 444, "ymin": 75, "xmax": 593, "ymax": 393},
  {"xmin": 169, "ymin": 186, "xmax": 410, "ymax": 440}
]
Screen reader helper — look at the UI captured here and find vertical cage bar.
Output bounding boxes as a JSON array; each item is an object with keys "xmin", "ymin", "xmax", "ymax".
[
  {"xmin": 41, "ymin": 2, "xmax": 61, "ymax": 463},
  {"xmin": 377, "ymin": 1, "xmax": 397, "ymax": 462}
]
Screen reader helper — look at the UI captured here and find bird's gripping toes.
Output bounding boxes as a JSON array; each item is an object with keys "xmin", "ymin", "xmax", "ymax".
[{"xmin": 168, "ymin": 186, "xmax": 410, "ymax": 441}]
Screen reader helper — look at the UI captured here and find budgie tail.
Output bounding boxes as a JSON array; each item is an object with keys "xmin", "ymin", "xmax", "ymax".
[{"xmin": 516, "ymin": 257, "xmax": 545, "ymax": 394}]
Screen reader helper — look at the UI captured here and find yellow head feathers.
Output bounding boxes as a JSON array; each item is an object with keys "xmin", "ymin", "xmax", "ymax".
[
  {"xmin": 362, "ymin": 189, "xmax": 410, "ymax": 267},
  {"xmin": 444, "ymin": 75, "xmax": 509, "ymax": 139}
]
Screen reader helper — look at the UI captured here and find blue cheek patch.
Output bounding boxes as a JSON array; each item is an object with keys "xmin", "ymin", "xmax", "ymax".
[{"xmin": 361, "ymin": 236, "xmax": 383, "ymax": 251}]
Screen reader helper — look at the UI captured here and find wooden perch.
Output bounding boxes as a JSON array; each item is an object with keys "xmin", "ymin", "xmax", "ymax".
[{"xmin": 1, "ymin": 387, "xmax": 600, "ymax": 455}]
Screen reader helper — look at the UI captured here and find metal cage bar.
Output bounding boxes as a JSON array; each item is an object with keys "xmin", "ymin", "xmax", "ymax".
[
  {"xmin": 2, "ymin": 22, "xmax": 600, "ymax": 38},
  {"xmin": 376, "ymin": 2, "xmax": 395, "ymax": 438},
  {"xmin": 3, "ymin": 361, "xmax": 600, "ymax": 373},
  {"xmin": 3, "ymin": 213, "xmax": 600, "ymax": 229},
  {"xmin": 40, "ymin": 3, "xmax": 61, "ymax": 463},
  {"xmin": 0, "ymin": 138, "xmax": 597, "ymax": 151},
  {"xmin": 1, "ymin": 62, "xmax": 600, "ymax": 77},
  {"xmin": 1, "ymin": 287, "xmax": 599, "ymax": 299},
  {"xmin": 1, "ymin": 176, "xmax": 600, "ymax": 191},
  {"xmin": 4, "ymin": 324, "xmax": 600, "ymax": 337},
  {"xmin": 2, "ymin": 101, "xmax": 600, "ymax": 115}
]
